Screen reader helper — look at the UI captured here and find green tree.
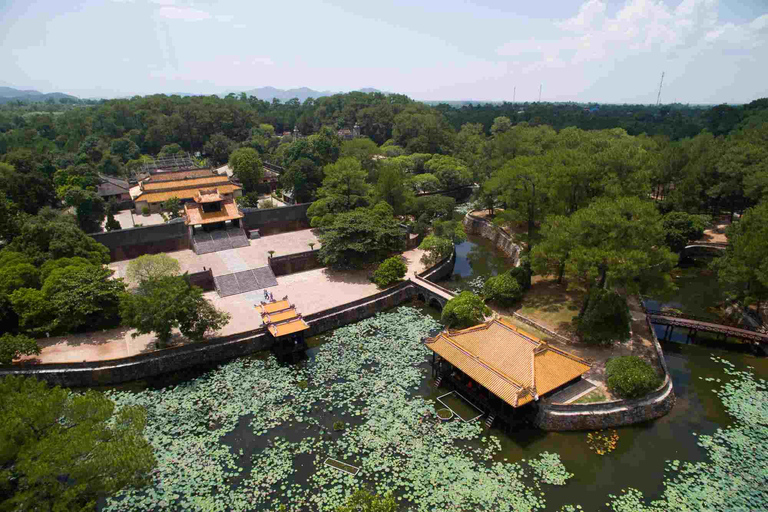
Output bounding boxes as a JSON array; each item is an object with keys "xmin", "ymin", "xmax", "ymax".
[
  {"xmin": 418, "ymin": 235, "xmax": 453, "ymax": 267},
  {"xmin": 120, "ymin": 275, "xmax": 231, "ymax": 348},
  {"xmin": 532, "ymin": 197, "xmax": 677, "ymax": 311},
  {"xmin": 407, "ymin": 173, "xmax": 441, "ymax": 194},
  {"xmin": 483, "ymin": 272, "xmax": 523, "ymax": 306},
  {"xmin": 40, "ymin": 265, "xmax": 125, "ymax": 333},
  {"xmin": 307, "ymin": 158, "xmax": 371, "ymax": 226},
  {"xmin": 0, "ymin": 376, "xmax": 155, "ymax": 511},
  {"xmin": 712, "ymin": 201, "xmax": 768, "ymax": 310},
  {"xmin": 110, "ymin": 137, "xmax": 140, "ymax": 163},
  {"xmin": 424, "ymin": 155, "xmax": 472, "ymax": 190},
  {"xmin": 316, "ymin": 204, "xmax": 405, "ymax": 269},
  {"xmin": 228, "ymin": 147, "xmax": 264, "ymax": 193},
  {"xmin": 372, "ymin": 256, "xmax": 407, "ymax": 288},
  {"xmin": 340, "ymin": 137, "xmax": 380, "ymax": 178},
  {"xmin": 0, "ymin": 333, "xmax": 40, "ymax": 364},
  {"xmin": 6, "ymin": 208, "xmax": 110, "ymax": 266},
  {"xmin": 411, "ymin": 196, "xmax": 455, "ymax": 223},
  {"xmin": 335, "ymin": 488, "xmax": 398, "ymax": 512},
  {"xmin": 235, "ymin": 192, "xmax": 261, "ymax": 208},
  {"xmin": 61, "ymin": 187, "xmax": 106, "ymax": 234},
  {"xmin": 575, "ymin": 288, "xmax": 631, "ymax": 345},
  {"xmin": 104, "ymin": 209, "xmax": 121, "ymax": 231},
  {"xmin": 161, "ymin": 197, "xmax": 182, "ymax": 220},
  {"xmin": 662, "ymin": 211, "xmax": 711, "ymax": 253},
  {"xmin": 125, "ymin": 253, "xmax": 181, "ymax": 285},
  {"xmin": 432, "ymin": 219, "xmax": 466, "ymax": 244},
  {"xmin": 605, "ymin": 356, "xmax": 662, "ymax": 398},
  {"xmin": 0, "ymin": 196, "xmax": 23, "ymax": 243},
  {"xmin": 0, "ymin": 162, "xmax": 56, "ymax": 215},
  {"xmin": 375, "ymin": 165, "xmax": 412, "ymax": 214},
  {"xmin": 203, "ymin": 133, "xmax": 236, "ymax": 166},
  {"xmin": 441, "ymin": 292, "xmax": 490, "ymax": 329}
]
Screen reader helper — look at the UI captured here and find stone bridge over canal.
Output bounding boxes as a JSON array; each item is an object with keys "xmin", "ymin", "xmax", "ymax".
[{"xmin": 410, "ymin": 274, "xmax": 456, "ymax": 310}]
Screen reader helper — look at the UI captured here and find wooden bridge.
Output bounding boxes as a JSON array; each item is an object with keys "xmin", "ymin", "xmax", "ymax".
[{"xmin": 649, "ymin": 312, "xmax": 768, "ymax": 345}]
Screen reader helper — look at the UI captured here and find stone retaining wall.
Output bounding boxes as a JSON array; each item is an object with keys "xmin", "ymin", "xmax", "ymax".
[
  {"xmin": 91, "ymin": 221, "xmax": 191, "ymax": 262},
  {"xmin": 0, "ymin": 279, "xmax": 424, "ymax": 388},
  {"xmin": 462, "ymin": 211, "xmax": 521, "ymax": 263},
  {"xmin": 188, "ymin": 268, "xmax": 215, "ymax": 291},
  {"xmin": 268, "ymin": 250, "xmax": 322, "ymax": 276},
  {"xmin": 242, "ymin": 203, "xmax": 310, "ymax": 235},
  {"xmin": 418, "ymin": 249, "xmax": 456, "ymax": 283},
  {"xmin": 533, "ymin": 316, "xmax": 676, "ymax": 430}
]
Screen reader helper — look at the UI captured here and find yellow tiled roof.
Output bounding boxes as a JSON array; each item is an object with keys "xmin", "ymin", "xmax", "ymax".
[
  {"xmin": 141, "ymin": 176, "xmax": 228, "ymax": 191},
  {"xmin": 137, "ymin": 184, "xmax": 241, "ymax": 204},
  {"xmin": 257, "ymin": 300, "xmax": 291, "ymax": 315},
  {"xmin": 256, "ymin": 298, "xmax": 310, "ymax": 338},
  {"xmin": 268, "ymin": 318, "xmax": 310, "ymax": 337},
  {"xmin": 425, "ymin": 319, "xmax": 590, "ymax": 408},
  {"xmin": 184, "ymin": 199, "xmax": 243, "ymax": 225}
]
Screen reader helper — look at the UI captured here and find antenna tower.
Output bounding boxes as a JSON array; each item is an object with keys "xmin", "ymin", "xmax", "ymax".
[
  {"xmin": 513, "ymin": 86, "xmax": 516, "ymax": 103},
  {"xmin": 538, "ymin": 84, "xmax": 542, "ymax": 102},
  {"xmin": 656, "ymin": 72, "xmax": 665, "ymax": 106}
]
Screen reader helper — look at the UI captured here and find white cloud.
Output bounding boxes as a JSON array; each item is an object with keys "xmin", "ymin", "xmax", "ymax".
[
  {"xmin": 158, "ymin": 6, "xmax": 210, "ymax": 22},
  {"xmin": 498, "ymin": 0, "xmax": 768, "ymax": 68},
  {"xmin": 216, "ymin": 14, "xmax": 235, "ymax": 22},
  {"xmin": 233, "ymin": 23, "xmax": 246, "ymax": 29},
  {"xmin": 251, "ymin": 57, "xmax": 274, "ymax": 66}
]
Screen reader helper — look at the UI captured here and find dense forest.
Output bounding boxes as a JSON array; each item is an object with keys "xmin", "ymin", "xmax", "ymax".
[{"xmin": 1, "ymin": 90, "xmax": 767, "ymax": 344}]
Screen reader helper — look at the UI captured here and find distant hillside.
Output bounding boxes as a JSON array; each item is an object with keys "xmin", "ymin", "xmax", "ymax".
[
  {"xmin": 0, "ymin": 86, "xmax": 79, "ymax": 104},
  {"xmin": 227, "ymin": 86, "xmax": 382, "ymax": 102}
]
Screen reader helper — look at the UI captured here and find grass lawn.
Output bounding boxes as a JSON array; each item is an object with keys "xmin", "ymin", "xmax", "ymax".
[
  {"xmin": 499, "ymin": 315, "xmax": 556, "ymax": 342},
  {"xmin": 515, "ymin": 277, "xmax": 585, "ymax": 335},
  {"xmin": 573, "ymin": 390, "xmax": 609, "ymax": 404}
]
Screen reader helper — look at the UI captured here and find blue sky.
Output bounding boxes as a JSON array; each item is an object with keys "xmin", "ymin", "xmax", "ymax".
[{"xmin": 1, "ymin": 0, "xmax": 766, "ymax": 103}]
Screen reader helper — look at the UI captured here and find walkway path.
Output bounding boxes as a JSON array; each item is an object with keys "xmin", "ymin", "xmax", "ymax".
[
  {"xmin": 109, "ymin": 229, "xmax": 320, "ymax": 287},
  {"xmin": 20, "ymin": 248, "xmax": 427, "ymax": 364}
]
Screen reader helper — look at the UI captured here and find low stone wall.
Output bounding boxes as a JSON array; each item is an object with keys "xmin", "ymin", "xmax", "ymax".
[
  {"xmin": 418, "ymin": 249, "xmax": 456, "ymax": 283},
  {"xmin": 533, "ymin": 316, "xmax": 676, "ymax": 430},
  {"xmin": 188, "ymin": 268, "xmax": 215, "ymax": 291},
  {"xmin": 511, "ymin": 312, "xmax": 572, "ymax": 345},
  {"xmin": 462, "ymin": 211, "xmax": 521, "ymax": 263},
  {"xmin": 0, "ymin": 282, "xmax": 419, "ymax": 388},
  {"xmin": 91, "ymin": 221, "xmax": 190, "ymax": 262},
  {"xmin": 242, "ymin": 203, "xmax": 311, "ymax": 236},
  {"xmin": 269, "ymin": 250, "xmax": 322, "ymax": 277}
]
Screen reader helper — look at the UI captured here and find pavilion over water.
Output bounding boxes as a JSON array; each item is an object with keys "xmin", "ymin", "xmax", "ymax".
[
  {"xmin": 425, "ymin": 318, "xmax": 590, "ymax": 426},
  {"xmin": 256, "ymin": 297, "xmax": 310, "ymax": 362}
]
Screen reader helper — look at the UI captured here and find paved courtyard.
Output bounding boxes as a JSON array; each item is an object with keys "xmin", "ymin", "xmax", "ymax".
[
  {"xmin": 23, "ymin": 246, "xmax": 427, "ymax": 364},
  {"xmin": 110, "ymin": 229, "xmax": 321, "ymax": 286},
  {"xmin": 102, "ymin": 210, "xmax": 167, "ymax": 230}
]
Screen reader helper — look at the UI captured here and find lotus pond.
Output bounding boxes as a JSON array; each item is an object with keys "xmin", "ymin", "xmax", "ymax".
[{"xmin": 103, "ymin": 305, "xmax": 768, "ymax": 511}]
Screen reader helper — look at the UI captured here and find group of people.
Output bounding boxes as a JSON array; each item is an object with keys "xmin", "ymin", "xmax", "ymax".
[{"xmin": 263, "ymin": 289, "xmax": 275, "ymax": 302}]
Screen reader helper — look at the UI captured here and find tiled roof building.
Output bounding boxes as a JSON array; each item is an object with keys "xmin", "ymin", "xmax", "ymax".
[
  {"xmin": 426, "ymin": 318, "xmax": 590, "ymax": 425},
  {"xmin": 129, "ymin": 168, "xmax": 242, "ymax": 216}
]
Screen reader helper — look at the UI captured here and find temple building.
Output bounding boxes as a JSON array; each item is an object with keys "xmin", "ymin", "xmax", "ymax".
[
  {"xmin": 256, "ymin": 297, "xmax": 310, "ymax": 362},
  {"xmin": 130, "ymin": 168, "xmax": 242, "ymax": 215},
  {"xmin": 425, "ymin": 318, "xmax": 590, "ymax": 427}
]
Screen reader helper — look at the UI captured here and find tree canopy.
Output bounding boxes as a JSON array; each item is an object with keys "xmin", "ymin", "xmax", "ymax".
[{"xmin": 0, "ymin": 376, "xmax": 155, "ymax": 511}]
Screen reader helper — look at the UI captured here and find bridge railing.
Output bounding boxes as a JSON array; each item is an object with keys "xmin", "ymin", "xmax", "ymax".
[{"xmin": 639, "ymin": 297, "xmax": 759, "ymax": 332}]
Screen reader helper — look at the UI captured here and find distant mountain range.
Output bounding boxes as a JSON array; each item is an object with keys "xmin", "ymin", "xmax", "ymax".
[
  {"xmin": 0, "ymin": 86, "xmax": 79, "ymax": 104},
  {"xmin": 224, "ymin": 86, "xmax": 383, "ymax": 102},
  {"xmin": 0, "ymin": 85, "xmax": 384, "ymax": 104}
]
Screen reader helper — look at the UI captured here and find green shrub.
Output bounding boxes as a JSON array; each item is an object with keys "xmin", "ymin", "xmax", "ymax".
[
  {"xmin": 441, "ymin": 291, "xmax": 491, "ymax": 329},
  {"xmin": 483, "ymin": 272, "xmax": 523, "ymax": 306},
  {"xmin": 605, "ymin": 356, "xmax": 662, "ymax": 398},
  {"xmin": 576, "ymin": 289, "xmax": 631, "ymax": 345},
  {"xmin": 141, "ymin": 206, "xmax": 150, "ymax": 216},
  {"xmin": 372, "ymin": 257, "xmax": 407, "ymax": 288},
  {"xmin": 333, "ymin": 421, "xmax": 345, "ymax": 432}
]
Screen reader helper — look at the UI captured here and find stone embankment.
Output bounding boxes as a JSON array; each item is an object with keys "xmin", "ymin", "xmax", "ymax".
[
  {"xmin": 0, "ymin": 250, "xmax": 456, "ymax": 388},
  {"xmin": 463, "ymin": 210, "xmax": 676, "ymax": 430},
  {"xmin": 462, "ymin": 210, "xmax": 521, "ymax": 262},
  {"xmin": 533, "ymin": 316, "xmax": 675, "ymax": 430}
]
